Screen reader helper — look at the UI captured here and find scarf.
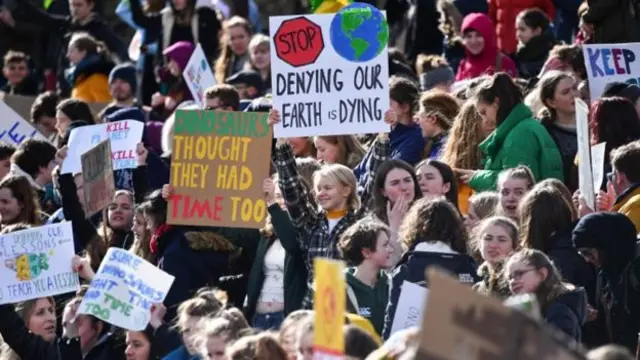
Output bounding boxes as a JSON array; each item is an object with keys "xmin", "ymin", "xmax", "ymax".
[{"xmin": 150, "ymin": 224, "xmax": 172, "ymax": 254}]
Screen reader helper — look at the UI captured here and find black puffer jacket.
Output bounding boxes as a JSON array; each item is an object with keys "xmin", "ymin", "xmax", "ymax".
[{"xmin": 516, "ymin": 30, "xmax": 556, "ymax": 79}]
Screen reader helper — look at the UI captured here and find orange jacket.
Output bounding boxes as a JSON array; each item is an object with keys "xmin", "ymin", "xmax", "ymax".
[
  {"xmin": 488, "ymin": 0, "xmax": 555, "ymax": 54},
  {"xmin": 612, "ymin": 186, "xmax": 640, "ymax": 234},
  {"xmin": 458, "ymin": 182, "xmax": 474, "ymax": 215},
  {"xmin": 71, "ymin": 73, "xmax": 112, "ymax": 103}
]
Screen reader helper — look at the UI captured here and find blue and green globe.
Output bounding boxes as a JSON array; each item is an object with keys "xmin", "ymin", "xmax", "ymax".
[{"xmin": 330, "ymin": 3, "xmax": 389, "ymax": 62}]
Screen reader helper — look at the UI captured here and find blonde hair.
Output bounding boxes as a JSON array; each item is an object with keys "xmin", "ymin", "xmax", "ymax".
[
  {"xmin": 313, "ymin": 164, "xmax": 360, "ymax": 211},
  {"xmin": 313, "ymin": 135, "xmax": 366, "ymax": 168},
  {"xmin": 227, "ymin": 333, "xmax": 288, "ymax": 360},
  {"xmin": 468, "ymin": 192, "xmax": 499, "ymax": 219},
  {"xmin": 497, "ymin": 166, "xmax": 535, "ymax": 190},
  {"xmin": 195, "ymin": 317, "xmax": 233, "ymax": 357},
  {"xmin": 175, "ymin": 296, "xmax": 223, "ymax": 332},
  {"xmin": 249, "ymin": 34, "xmax": 269, "ymax": 52},
  {"xmin": 471, "ymin": 216, "xmax": 519, "ymax": 254},
  {"xmin": 440, "ymin": 102, "xmax": 485, "ymax": 170}
]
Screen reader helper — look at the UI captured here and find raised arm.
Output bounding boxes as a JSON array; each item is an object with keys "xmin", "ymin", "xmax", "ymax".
[
  {"xmin": 128, "ymin": 0, "xmax": 161, "ymax": 30},
  {"xmin": 133, "ymin": 143, "xmax": 149, "ymax": 203}
]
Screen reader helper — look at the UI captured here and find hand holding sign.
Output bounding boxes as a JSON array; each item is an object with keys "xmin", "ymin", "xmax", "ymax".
[
  {"xmin": 136, "ymin": 143, "xmax": 148, "ymax": 166},
  {"xmin": 72, "ymin": 255, "xmax": 95, "ymax": 282}
]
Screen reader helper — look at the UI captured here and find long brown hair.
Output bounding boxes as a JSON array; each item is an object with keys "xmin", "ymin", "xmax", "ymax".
[
  {"xmin": 214, "ymin": 16, "xmax": 253, "ymax": 83},
  {"xmin": 440, "ymin": 102, "xmax": 485, "ymax": 170},
  {"xmin": 0, "ymin": 297, "xmax": 56, "ymax": 360},
  {"xmin": 313, "ymin": 135, "xmax": 366, "ymax": 169},
  {"xmin": 0, "ymin": 176, "xmax": 40, "ymax": 226},
  {"xmin": 537, "ymin": 70, "xmax": 574, "ymax": 124},
  {"xmin": 518, "ymin": 184, "xmax": 573, "ymax": 251},
  {"xmin": 129, "ymin": 206, "xmax": 155, "ymax": 264}
]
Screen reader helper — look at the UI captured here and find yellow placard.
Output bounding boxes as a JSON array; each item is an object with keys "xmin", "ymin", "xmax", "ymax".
[{"xmin": 313, "ymin": 258, "xmax": 346, "ymax": 356}]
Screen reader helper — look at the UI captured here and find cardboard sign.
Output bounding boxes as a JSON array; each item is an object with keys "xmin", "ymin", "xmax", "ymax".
[
  {"xmin": 82, "ymin": 140, "xmax": 116, "ymax": 217},
  {"xmin": 61, "ymin": 120, "xmax": 144, "ymax": 174},
  {"xmin": 167, "ymin": 110, "xmax": 272, "ymax": 229},
  {"xmin": 314, "ymin": 258, "xmax": 345, "ymax": 358},
  {"xmin": 418, "ymin": 269, "xmax": 586, "ymax": 360},
  {"xmin": 183, "ymin": 44, "xmax": 216, "ymax": 108},
  {"xmin": 269, "ymin": 5, "xmax": 390, "ymax": 138},
  {"xmin": 583, "ymin": 43, "xmax": 640, "ymax": 103},
  {"xmin": 0, "ymin": 223, "xmax": 79, "ymax": 304},
  {"xmin": 79, "ymin": 248, "xmax": 174, "ymax": 331},
  {"xmin": 389, "ymin": 281, "xmax": 428, "ymax": 336},
  {"xmin": 0, "ymin": 99, "xmax": 48, "ymax": 146}
]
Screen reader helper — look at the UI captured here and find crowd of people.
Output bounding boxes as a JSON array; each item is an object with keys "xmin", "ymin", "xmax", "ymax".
[{"xmin": 0, "ymin": 0, "xmax": 639, "ymax": 359}]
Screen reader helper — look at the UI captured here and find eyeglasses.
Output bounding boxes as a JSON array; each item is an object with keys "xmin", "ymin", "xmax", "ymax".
[
  {"xmin": 507, "ymin": 268, "xmax": 536, "ymax": 281},
  {"xmin": 205, "ymin": 104, "xmax": 227, "ymax": 111},
  {"xmin": 606, "ymin": 171, "xmax": 615, "ymax": 184}
]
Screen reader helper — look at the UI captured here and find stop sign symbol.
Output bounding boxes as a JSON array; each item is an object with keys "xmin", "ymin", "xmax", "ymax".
[{"xmin": 273, "ymin": 17, "xmax": 325, "ymax": 68}]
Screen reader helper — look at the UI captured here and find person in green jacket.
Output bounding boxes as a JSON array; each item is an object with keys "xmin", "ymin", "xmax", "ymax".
[
  {"xmin": 339, "ymin": 218, "xmax": 394, "ymax": 335},
  {"xmin": 455, "ymin": 73, "xmax": 564, "ymax": 191}
]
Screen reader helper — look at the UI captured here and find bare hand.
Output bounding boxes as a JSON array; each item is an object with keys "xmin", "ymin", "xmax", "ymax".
[
  {"xmin": 384, "ymin": 109, "xmax": 399, "ymax": 127},
  {"xmin": 151, "ymin": 93, "xmax": 165, "ymax": 107},
  {"xmin": 161, "ymin": 184, "xmax": 174, "ymax": 200},
  {"xmin": 72, "ymin": 255, "xmax": 95, "ymax": 282},
  {"xmin": 165, "ymin": 96, "xmax": 177, "ymax": 110},
  {"xmin": 267, "ymin": 109, "xmax": 281, "ymax": 126},
  {"xmin": 55, "ymin": 146, "xmax": 69, "ymax": 165},
  {"xmin": 136, "ymin": 142, "xmax": 149, "ymax": 166},
  {"xmin": 263, "ymin": 178, "xmax": 276, "ymax": 204},
  {"xmin": 596, "ymin": 182, "xmax": 616, "ymax": 211},
  {"xmin": 0, "ymin": 8, "xmax": 16, "ymax": 28},
  {"xmin": 578, "ymin": 196, "xmax": 594, "ymax": 218},
  {"xmin": 454, "ymin": 169, "xmax": 476, "ymax": 184},
  {"xmin": 387, "ymin": 195, "xmax": 409, "ymax": 232},
  {"xmin": 149, "ymin": 303, "xmax": 166, "ymax": 329}
]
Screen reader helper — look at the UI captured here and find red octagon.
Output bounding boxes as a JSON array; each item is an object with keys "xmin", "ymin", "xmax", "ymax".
[{"xmin": 273, "ymin": 16, "xmax": 325, "ymax": 68}]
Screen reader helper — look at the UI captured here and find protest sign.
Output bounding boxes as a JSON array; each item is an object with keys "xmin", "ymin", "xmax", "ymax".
[
  {"xmin": 183, "ymin": 44, "xmax": 216, "ymax": 108},
  {"xmin": 0, "ymin": 97, "xmax": 48, "ymax": 146},
  {"xmin": 389, "ymin": 281, "xmax": 428, "ymax": 336},
  {"xmin": 576, "ymin": 99, "xmax": 596, "ymax": 210},
  {"xmin": 583, "ymin": 43, "xmax": 640, "ymax": 102},
  {"xmin": 314, "ymin": 258, "xmax": 345, "ymax": 359},
  {"xmin": 82, "ymin": 140, "xmax": 116, "ymax": 217},
  {"xmin": 0, "ymin": 223, "xmax": 78, "ymax": 305},
  {"xmin": 79, "ymin": 248, "xmax": 174, "ymax": 331},
  {"xmin": 269, "ymin": 3, "xmax": 391, "ymax": 137},
  {"xmin": 167, "ymin": 110, "xmax": 272, "ymax": 229},
  {"xmin": 418, "ymin": 269, "xmax": 586, "ymax": 360},
  {"xmin": 591, "ymin": 142, "xmax": 606, "ymax": 194},
  {"xmin": 61, "ymin": 120, "xmax": 144, "ymax": 174}
]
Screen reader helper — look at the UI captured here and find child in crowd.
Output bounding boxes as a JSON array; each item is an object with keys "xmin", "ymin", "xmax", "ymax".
[
  {"xmin": 497, "ymin": 166, "xmax": 535, "ymax": 220},
  {"xmin": 464, "ymin": 192, "xmax": 499, "ymax": 232},
  {"xmin": 0, "ymin": 144, "xmax": 15, "ymax": 180},
  {"xmin": 515, "ymin": 9, "xmax": 556, "ymax": 79},
  {"xmin": 339, "ymin": 218, "xmax": 393, "ymax": 335},
  {"xmin": 1, "ymin": 51, "xmax": 38, "ymax": 96},
  {"xmin": 472, "ymin": 216, "xmax": 518, "ymax": 298},
  {"xmin": 415, "ymin": 159, "xmax": 458, "ymax": 210}
]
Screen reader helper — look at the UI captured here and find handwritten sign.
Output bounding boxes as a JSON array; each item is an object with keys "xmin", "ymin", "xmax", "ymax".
[
  {"xmin": 389, "ymin": 281, "xmax": 428, "ymax": 336},
  {"xmin": 82, "ymin": 140, "xmax": 116, "ymax": 217},
  {"xmin": 418, "ymin": 269, "xmax": 586, "ymax": 360},
  {"xmin": 0, "ymin": 223, "xmax": 78, "ymax": 305},
  {"xmin": 314, "ymin": 258, "xmax": 345, "ymax": 358},
  {"xmin": 576, "ymin": 99, "xmax": 595, "ymax": 210},
  {"xmin": 167, "ymin": 110, "xmax": 272, "ymax": 229},
  {"xmin": 0, "ymin": 100, "xmax": 48, "ymax": 146},
  {"xmin": 583, "ymin": 43, "xmax": 640, "ymax": 102},
  {"xmin": 61, "ymin": 120, "xmax": 144, "ymax": 174},
  {"xmin": 269, "ymin": 6, "xmax": 390, "ymax": 138},
  {"xmin": 183, "ymin": 44, "xmax": 216, "ymax": 108},
  {"xmin": 79, "ymin": 248, "xmax": 174, "ymax": 331}
]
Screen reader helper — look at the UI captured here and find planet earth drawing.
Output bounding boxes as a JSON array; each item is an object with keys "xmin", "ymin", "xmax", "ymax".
[{"xmin": 329, "ymin": 3, "xmax": 389, "ymax": 62}]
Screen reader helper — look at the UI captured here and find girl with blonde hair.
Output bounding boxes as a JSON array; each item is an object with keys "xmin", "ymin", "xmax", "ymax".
[{"xmin": 314, "ymin": 135, "xmax": 367, "ymax": 169}]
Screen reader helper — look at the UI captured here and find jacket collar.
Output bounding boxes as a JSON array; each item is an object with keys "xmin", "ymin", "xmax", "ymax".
[
  {"xmin": 414, "ymin": 241, "xmax": 458, "ymax": 254},
  {"xmin": 614, "ymin": 182, "xmax": 640, "ymax": 207},
  {"xmin": 480, "ymin": 103, "xmax": 532, "ymax": 158}
]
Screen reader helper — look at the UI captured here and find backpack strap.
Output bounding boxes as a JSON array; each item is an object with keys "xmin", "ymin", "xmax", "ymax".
[{"xmin": 346, "ymin": 285, "xmax": 360, "ymax": 316}]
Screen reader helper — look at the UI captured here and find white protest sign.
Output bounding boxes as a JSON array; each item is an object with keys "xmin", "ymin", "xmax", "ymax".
[
  {"xmin": 591, "ymin": 142, "xmax": 606, "ymax": 194},
  {"xmin": 389, "ymin": 281, "xmax": 428, "ymax": 336},
  {"xmin": 270, "ymin": 3, "xmax": 390, "ymax": 137},
  {"xmin": 183, "ymin": 44, "xmax": 216, "ymax": 108},
  {"xmin": 79, "ymin": 248, "xmax": 174, "ymax": 331},
  {"xmin": 61, "ymin": 120, "xmax": 144, "ymax": 174},
  {"xmin": 0, "ymin": 223, "xmax": 78, "ymax": 304},
  {"xmin": 0, "ymin": 100, "xmax": 48, "ymax": 146},
  {"xmin": 576, "ymin": 98, "xmax": 595, "ymax": 210},
  {"xmin": 583, "ymin": 43, "xmax": 640, "ymax": 103}
]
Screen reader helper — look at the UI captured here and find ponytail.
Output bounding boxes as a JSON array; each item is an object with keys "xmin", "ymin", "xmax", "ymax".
[
  {"xmin": 69, "ymin": 32, "xmax": 112, "ymax": 61},
  {"xmin": 474, "ymin": 72, "xmax": 523, "ymax": 126}
]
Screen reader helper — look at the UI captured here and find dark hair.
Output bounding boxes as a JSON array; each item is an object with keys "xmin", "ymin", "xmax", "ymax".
[
  {"xmin": 69, "ymin": 32, "xmax": 111, "ymax": 59},
  {"xmin": 140, "ymin": 189, "xmax": 167, "ymax": 228},
  {"xmin": 11, "ymin": 140, "xmax": 57, "ymax": 179},
  {"xmin": 344, "ymin": 325, "xmax": 379, "ymax": 359},
  {"xmin": 0, "ymin": 176, "xmax": 40, "ymax": 225},
  {"xmin": 56, "ymin": 99, "xmax": 95, "ymax": 124},
  {"xmin": 389, "ymin": 76, "xmax": 420, "ymax": 115},
  {"xmin": 518, "ymin": 184, "xmax": 573, "ymax": 251},
  {"xmin": 611, "ymin": 140, "xmax": 640, "ymax": 183},
  {"xmin": 516, "ymin": 8, "xmax": 550, "ymax": 31},
  {"xmin": 31, "ymin": 91, "xmax": 60, "ymax": 124},
  {"xmin": 415, "ymin": 54, "xmax": 450, "ymax": 76},
  {"xmin": 204, "ymin": 84, "xmax": 241, "ymax": 110},
  {"xmin": 549, "ymin": 44, "xmax": 586, "ymax": 80},
  {"xmin": 0, "ymin": 143, "xmax": 16, "ymax": 161},
  {"xmin": 372, "ymin": 159, "xmax": 422, "ymax": 223},
  {"xmin": 590, "ymin": 97, "xmax": 640, "ymax": 165},
  {"xmin": 338, "ymin": 218, "xmax": 391, "ymax": 266},
  {"xmin": 416, "ymin": 159, "xmax": 459, "ymax": 209},
  {"xmin": 475, "ymin": 73, "xmax": 523, "ymax": 126}
]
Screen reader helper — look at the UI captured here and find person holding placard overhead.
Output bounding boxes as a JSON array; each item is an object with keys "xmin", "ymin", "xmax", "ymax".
[{"xmin": 268, "ymin": 109, "xmax": 389, "ymax": 309}]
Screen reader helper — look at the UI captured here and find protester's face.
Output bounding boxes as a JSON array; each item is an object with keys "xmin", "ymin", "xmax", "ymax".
[
  {"xmin": 414, "ymin": 111, "xmax": 440, "ymax": 138},
  {"xmin": 111, "ymin": 79, "xmax": 134, "ymax": 102},
  {"xmin": 280, "ymin": 325, "xmax": 298, "ymax": 360},
  {"xmin": 476, "ymin": 100, "xmax": 498, "ymax": 131},
  {"xmin": 390, "ymin": 100, "xmax": 409, "ymax": 119},
  {"xmin": 296, "ymin": 331, "xmax": 314, "ymax": 360},
  {"xmin": 233, "ymin": 82, "xmax": 249, "ymax": 100},
  {"xmin": 75, "ymin": 314, "xmax": 100, "ymax": 353},
  {"xmin": 368, "ymin": 231, "xmax": 394, "ymax": 269},
  {"xmin": 0, "ymin": 158, "xmax": 11, "ymax": 180},
  {"xmin": 27, "ymin": 298, "xmax": 57, "ymax": 343},
  {"xmin": 69, "ymin": 0, "xmax": 93, "ymax": 20},
  {"xmin": 578, "ymin": 247, "xmax": 602, "ymax": 268},
  {"xmin": 464, "ymin": 207, "xmax": 480, "ymax": 233},
  {"xmin": 108, "ymin": 194, "xmax": 134, "ymax": 230},
  {"xmin": 228, "ymin": 26, "xmax": 250, "ymax": 56},
  {"xmin": 3, "ymin": 61, "xmax": 28, "ymax": 86},
  {"xmin": 39, "ymin": 160, "xmax": 56, "ymax": 185},
  {"xmin": 462, "ymin": 30, "xmax": 485, "ymax": 55},
  {"xmin": 167, "ymin": 60, "xmax": 181, "ymax": 77},
  {"xmin": 55, "ymin": 110, "xmax": 73, "ymax": 136},
  {"xmin": 125, "ymin": 331, "xmax": 151, "ymax": 360},
  {"xmin": 288, "ymin": 137, "xmax": 312, "ymax": 157},
  {"xmin": 315, "ymin": 177, "xmax": 349, "ymax": 211},
  {"xmin": 382, "ymin": 168, "xmax": 415, "ymax": 205},
  {"xmin": 250, "ymin": 45, "xmax": 270, "ymax": 71},
  {"xmin": 548, "ymin": 77, "xmax": 578, "ymax": 114},
  {"xmin": 0, "ymin": 188, "xmax": 21, "ymax": 224},
  {"xmin": 507, "ymin": 261, "xmax": 545, "ymax": 295},
  {"xmin": 172, "ymin": 0, "xmax": 187, "ymax": 11},
  {"xmin": 499, "ymin": 178, "xmax": 529, "ymax": 219},
  {"xmin": 36, "ymin": 116, "xmax": 57, "ymax": 138},
  {"xmin": 515, "ymin": 20, "xmax": 537, "ymax": 45},
  {"xmin": 74, "ymin": 174, "xmax": 85, "ymax": 209},
  {"xmin": 182, "ymin": 316, "xmax": 201, "ymax": 355},
  {"xmin": 144, "ymin": 213, "xmax": 158, "ymax": 234},
  {"xmin": 416, "ymin": 164, "xmax": 450, "ymax": 199},
  {"xmin": 205, "ymin": 97, "xmax": 229, "ymax": 111},
  {"xmin": 480, "ymin": 224, "xmax": 514, "ymax": 265},
  {"xmin": 132, "ymin": 212, "xmax": 148, "ymax": 241},
  {"xmin": 207, "ymin": 335, "xmax": 227, "ymax": 360},
  {"xmin": 66, "ymin": 45, "xmax": 86, "ymax": 66},
  {"xmin": 314, "ymin": 138, "xmax": 340, "ymax": 165}
]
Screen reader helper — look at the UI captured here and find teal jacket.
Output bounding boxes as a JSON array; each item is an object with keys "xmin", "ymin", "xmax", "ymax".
[
  {"xmin": 345, "ymin": 268, "xmax": 390, "ymax": 335},
  {"xmin": 469, "ymin": 103, "xmax": 564, "ymax": 191}
]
